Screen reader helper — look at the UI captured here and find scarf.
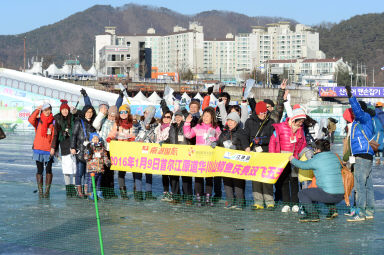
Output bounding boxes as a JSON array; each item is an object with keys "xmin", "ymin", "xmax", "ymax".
[
  {"xmin": 120, "ymin": 118, "xmax": 133, "ymax": 130},
  {"xmin": 40, "ymin": 113, "xmax": 54, "ymax": 137},
  {"xmin": 58, "ymin": 114, "xmax": 74, "ymax": 142},
  {"xmin": 160, "ymin": 123, "xmax": 170, "ymax": 131}
]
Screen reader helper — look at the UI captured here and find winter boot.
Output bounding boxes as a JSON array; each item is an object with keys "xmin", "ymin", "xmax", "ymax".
[
  {"xmin": 195, "ymin": 194, "xmax": 202, "ymax": 207},
  {"xmin": 206, "ymin": 194, "xmax": 213, "ymax": 207},
  {"xmin": 134, "ymin": 191, "xmax": 144, "ymax": 201},
  {"xmin": 76, "ymin": 185, "xmax": 84, "ymax": 198},
  {"xmin": 44, "ymin": 173, "xmax": 53, "ymax": 199},
  {"xmin": 120, "ymin": 186, "xmax": 129, "ymax": 199},
  {"xmin": 68, "ymin": 184, "xmax": 76, "ymax": 197},
  {"xmin": 145, "ymin": 191, "xmax": 157, "ymax": 200},
  {"xmin": 36, "ymin": 174, "xmax": 44, "ymax": 199}
]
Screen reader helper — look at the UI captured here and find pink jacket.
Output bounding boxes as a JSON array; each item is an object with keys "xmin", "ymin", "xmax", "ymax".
[
  {"xmin": 183, "ymin": 122, "xmax": 221, "ymax": 146},
  {"xmin": 269, "ymin": 119, "xmax": 306, "ymax": 159}
]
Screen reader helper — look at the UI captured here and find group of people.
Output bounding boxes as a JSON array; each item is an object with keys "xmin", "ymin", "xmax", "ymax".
[{"xmin": 28, "ymin": 82, "xmax": 378, "ymax": 222}]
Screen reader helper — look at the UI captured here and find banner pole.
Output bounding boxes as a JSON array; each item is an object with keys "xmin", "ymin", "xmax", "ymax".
[{"xmin": 91, "ymin": 172, "xmax": 104, "ymax": 255}]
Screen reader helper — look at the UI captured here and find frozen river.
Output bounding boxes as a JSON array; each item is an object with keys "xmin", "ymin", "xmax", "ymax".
[{"xmin": 0, "ymin": 133, "xmax": 384, "ymax": 254}]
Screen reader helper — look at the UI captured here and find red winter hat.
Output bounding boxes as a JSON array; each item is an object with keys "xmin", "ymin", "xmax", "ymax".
[
  {"xmin": 343, "ymin": 108, "xmax": 354, "ymax": 123},
  {"xmin": 255, "ymin": 101, "xmax": 268, "ymax": 115},
  {"xmin": 60, "ymin": 99, "xmax": 70, "ymax": 112}
]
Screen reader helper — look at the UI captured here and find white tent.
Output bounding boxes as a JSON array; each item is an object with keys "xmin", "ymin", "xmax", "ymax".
[
  {"xmin": 87, "ymin": 65, "xmax": 97, "ymax": 76},
  {"xmin": 147, "ymin": 91, "xmax": 162, "ymax": 103},
  {"xmin": 60, "ymin": 64, "xmax": 72, "ymax": 76},
  {"xmin": 25, "ymin": 62, "xmax": 43, "ymax": 75},
  {"xmin": 45, "ymin": 63, "xmax": 63, "ymax": 77},
  {"xmin": 193, "ymin": 93, "xmax": 204, "ymax": 102},
  {"xmin": 181, "ymin": 92, "xmax": 191, "ymax": 104},
  {"xmin": 133, "ymin": 91, "xmax": 148, "ymax": 102},
  {"xmin": 73, "ymin": 65, "xmax": 87, "ymax": 76}
]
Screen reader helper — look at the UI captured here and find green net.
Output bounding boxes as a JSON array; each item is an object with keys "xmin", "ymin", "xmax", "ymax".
[{"xmin": 1, "ymin": 181, "xmax": 383, "ymax": 255}]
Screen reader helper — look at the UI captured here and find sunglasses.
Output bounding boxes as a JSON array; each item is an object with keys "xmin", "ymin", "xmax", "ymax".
[
  {"xmin": 119, "ymin": 111, "xmax": 128, "ymax": 114},
  {"xmin": 164, "ymin": 116, "xmax": 172, "ymax": 119}
]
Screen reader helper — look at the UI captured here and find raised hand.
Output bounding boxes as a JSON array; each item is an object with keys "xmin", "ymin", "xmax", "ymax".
[
  {"xmin": 280, "ymin": 79, "xmax": 288, "ymax": 90},
  {"xmin": 345, "ymin": 86, "xmax": 352, "ymax": 98},
  {"xmin": 186, "ymin": 114, "xmax": 193, "ymax": 123}
]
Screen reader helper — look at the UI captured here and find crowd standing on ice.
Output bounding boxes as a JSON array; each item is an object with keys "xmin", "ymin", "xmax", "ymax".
[{"xmin": 26, "ymin": 81, "xmax": 383, "ymax": 223}]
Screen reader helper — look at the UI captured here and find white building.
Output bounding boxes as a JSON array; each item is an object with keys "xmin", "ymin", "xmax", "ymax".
[
  {"xmin": 266, "ymin": 58, "xmax": 351, "ymax": 86},
  {"xmin": 95, "ymin": 22, "xmax": 325, "ymax": 81}
]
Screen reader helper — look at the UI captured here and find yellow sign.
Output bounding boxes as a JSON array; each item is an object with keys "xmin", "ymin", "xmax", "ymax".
[{"xmin": 110, "ymin": 141, "xmax": 291, "ymax": 184}]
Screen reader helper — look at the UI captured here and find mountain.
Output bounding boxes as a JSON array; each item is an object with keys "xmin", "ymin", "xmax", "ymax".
[
  {"xmin": 0, "ymin": 4, "xmax": 295, "ymax": 70},
  {"xmin": 316, "ymin": 12, "xmax": 384, "ymax": 85},
  {"xmin": 1, "ymin": 4, "xmax": 383, "ymax": 85}
]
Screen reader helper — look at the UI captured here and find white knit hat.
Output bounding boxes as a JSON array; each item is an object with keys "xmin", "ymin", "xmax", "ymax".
[
  {"xmin": 226, "ymin": 112, "xmax": 241, "ymax": 123},
  {"xmin": 291, "ymin": 108, "xmax": 306, "ymax": 122}
]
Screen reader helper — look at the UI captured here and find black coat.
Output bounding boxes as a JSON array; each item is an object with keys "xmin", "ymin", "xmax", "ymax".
[
  {"xmin": 70, "ymin": 105, "xmax": 96, "ymax": 162},
  {"xmin": 167, "ymin": 121, "xmax": 188, "ymax": 145},
  {"xmin": 243, "ymin": 113, "xmax": 275, "ymax": 152},
  {"xmin": 52, "ymin": 113, "xmax": 74, "ymax": 156},
  {"xmin": 217, "ymin": 124, "xmax": 249, "ymax": 151}
]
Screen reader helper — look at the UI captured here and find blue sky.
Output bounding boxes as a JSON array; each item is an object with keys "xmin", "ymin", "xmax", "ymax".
[{"xmin": 1, "ymin": 0, "xmax": 383, "ymax": 35}]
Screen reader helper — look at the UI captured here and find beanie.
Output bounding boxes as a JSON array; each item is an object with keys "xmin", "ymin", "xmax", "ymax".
[
  {"xmin": 255, "ymin": 101, "xmax": 268, "ymax": 115},
  {"xmin": 119, "ymin": 104, "xmax": 130, "ymax": 113},
  {"xmin": 59, "ymin": 100, "xmax": 70, "ymax": 112},
  {"xmin": 226, "ymin": 112, "xmax": 240, "ymax": 123},
  {"xmin": 291, "ymin": 108, "xmax": 306, "ymax": 122},
  {"xmin": 263, "ymin": 99, "xmax": 275, "ymax": 108},
  {"xmin": 343, "ymin": 108, "xmax": 354, "ymax": 123},
  {"xmin": 174, "ymin": 109, "xmax": 183, "ymax": 116},
  {"xmin": 42, "ymin": 103, "xmax": 52, "ymax": 111},
  {"xmin": 89, "ymin": 132, "xmax": 99, "ymax": 141}
]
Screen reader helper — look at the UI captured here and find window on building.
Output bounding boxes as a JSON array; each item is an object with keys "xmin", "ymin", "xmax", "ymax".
[
  {"xmin": 126, "ymin": 41, "xmax": 131, "ymax": 47},
  {"xmin": 126, "ymin": 54, "xmax": 131, "ymax": 60}
]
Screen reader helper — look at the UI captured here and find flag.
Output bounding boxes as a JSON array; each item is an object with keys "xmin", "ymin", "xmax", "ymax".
[{"xmin": 243, "ymin": 79, "xmax": 255, "ymax": 98}]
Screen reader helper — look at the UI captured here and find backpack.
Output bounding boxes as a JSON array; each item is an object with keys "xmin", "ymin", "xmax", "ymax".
[{"xmin": 371, "ymin": 116, "xmax": 384, "ymax": 152}]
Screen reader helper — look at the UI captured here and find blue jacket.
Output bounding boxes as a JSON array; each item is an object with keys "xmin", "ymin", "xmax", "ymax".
[
  {"xmin": 375, "ymin": 108, "xmax": 384, "ymax": 127},
  {"xmin": 291, "ymin": 151, "xmax": 344, "ymax": 194},
  {"xmin": 349, "ymin": 97, "xmax": 374, "ymax": 156}
]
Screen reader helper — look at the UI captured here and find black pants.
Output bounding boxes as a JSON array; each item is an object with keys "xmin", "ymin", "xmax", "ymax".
[
  {"xmin": 299, "ymin": 187, "xmax": 344, "ymax": 214},
  {"xmin": 213, "ymin": 176, "xmax": 223, "ymax": 198},
  {"xmin": 170, "ymin": 176, "xmax": 180, "ymax": 195},
  {"xmin": 118, "ymin": 171, "xmax": 127, "ymax": 188},
  {"xmin": 36, "ymin": 159, "xmax": 53, "ymax": 174},
  {"xmin": 275, "ymin": 163, "xmax": 299, "ymax": 204},
  {"xmin": 194, "ymin": 177, "xmax": 213, "ymax": 196},
  {"xmin": 162, "ymin": 175, "xmax": 170, "ymax": 192},
  {"xmin": 100, "ymin": 152, "xmax": 114, "ymax": 189},
  {"xmin": 182, "ymin": 176, "xmax": 193, "ymax": 198}
]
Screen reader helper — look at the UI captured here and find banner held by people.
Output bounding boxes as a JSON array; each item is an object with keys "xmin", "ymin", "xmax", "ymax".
[{"xmin": 110, "ymin": 141, "xmax": 291, "ymax": 184}]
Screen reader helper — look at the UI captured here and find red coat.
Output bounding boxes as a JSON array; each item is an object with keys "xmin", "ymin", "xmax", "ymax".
[
  {"xmin": 268, "ymin": 119, "xmax": 306, "ymax": 159},
  {"xmin": 28, "ymin": 109, "xmax": 55, "ymax": 152}
]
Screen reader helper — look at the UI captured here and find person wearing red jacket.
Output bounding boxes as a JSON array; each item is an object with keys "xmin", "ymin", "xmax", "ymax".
[
  {"xmin": 269, "ymin": 107, "xmax": 307, "ymax": 212},
  {"xmin": 28, "ymin": 103, "xmax": 55, "ymax": 198}
]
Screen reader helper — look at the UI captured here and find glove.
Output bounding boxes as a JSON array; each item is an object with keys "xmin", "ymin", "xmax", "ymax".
[
  {"xmin": 253, "ymin": 137, "xmax": 260, "ymax": 145},
  {"xmin": 119, "ymin": 90, "xmax": 124, "ymax": 98},
  {"xmin": 210, "ymin": 142, "xmax": 217, "ymax": 148},
  {"xmin": 322, "ymin": 127, "xmax": 328, "ymax": 134},
  {"xmin": 345, "ymin": 86, "xmax": 352, "ymax": 98},
  {"xmin": 207, "ymin": 86, "xmax": 213, "ymax": 95},
  {"xmin": 80, "ymin": 88, "xmax": 87, "ymax": 97},
  {"xmin": 160, "ymin": 99, "xmax": 167, "ymax": 109},
  {"xmin": 159, "ymin": 141, "xmax": 163, "ymax": 147},
  {"xmin": 106, "ymin": 137, "xmax": 112, "ymax": 143}
]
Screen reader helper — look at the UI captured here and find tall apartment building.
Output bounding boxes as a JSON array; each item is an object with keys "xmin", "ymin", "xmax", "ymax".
[{"xmin": 95, "ymin": 22, "xmax": 325, "ymax": 81}]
